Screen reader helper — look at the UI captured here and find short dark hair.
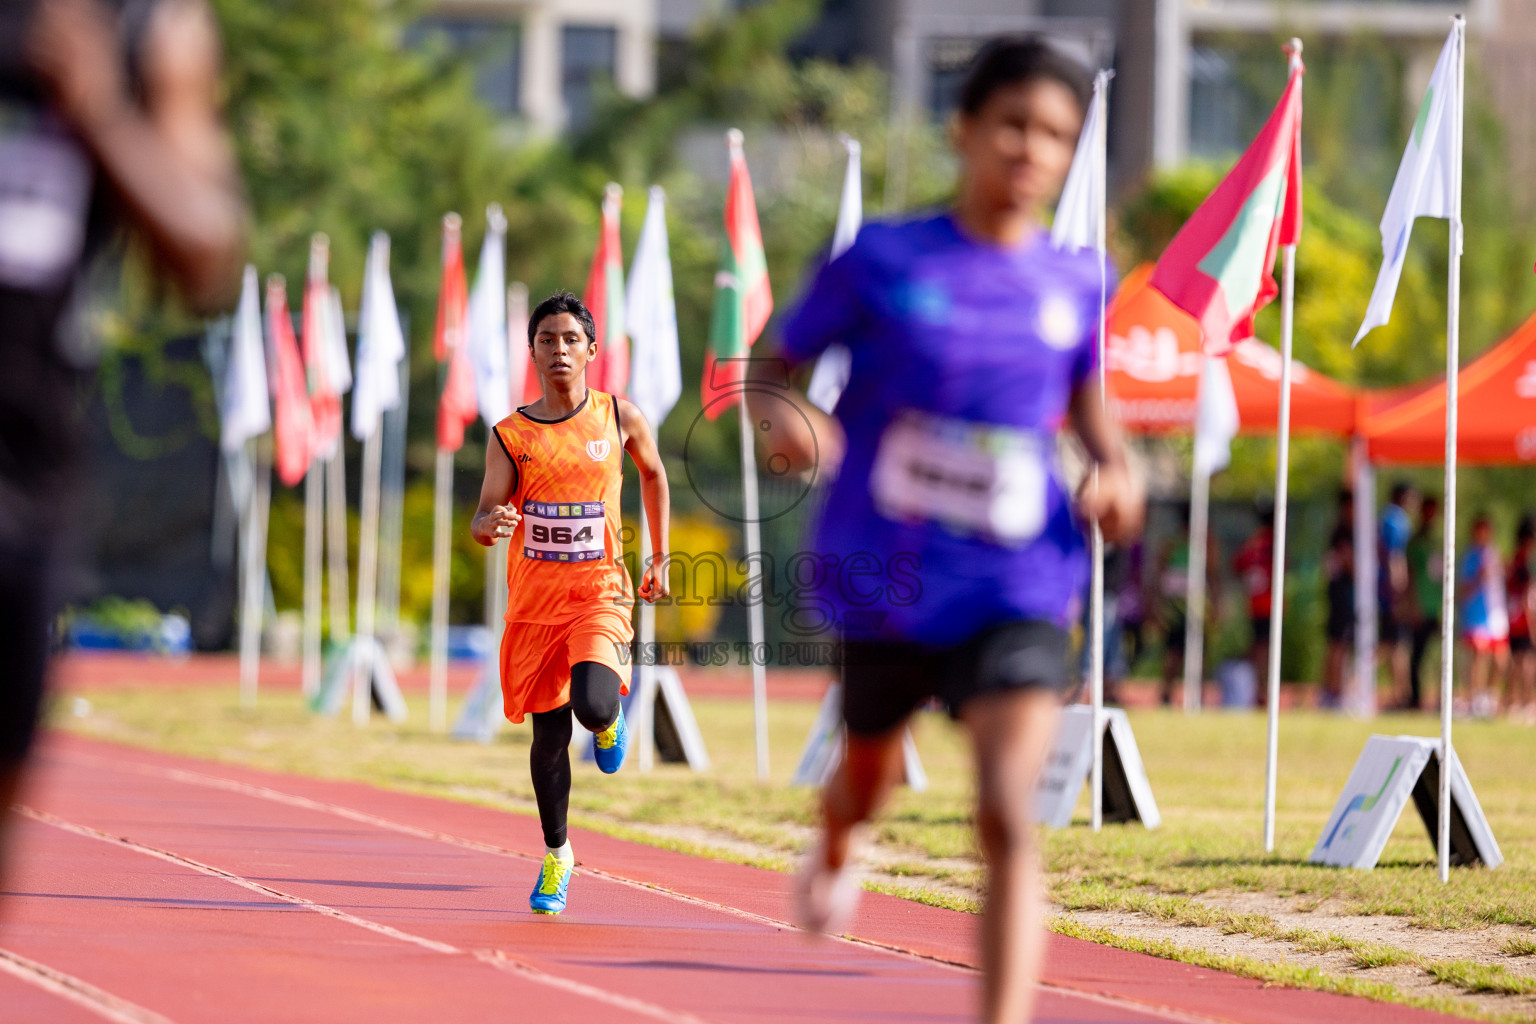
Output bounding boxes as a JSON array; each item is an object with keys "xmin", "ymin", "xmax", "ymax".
[
  {"xmin": 958, "ymin": 36, "xmax": 1092, "ymax": 118},
  {"xmin": 528, "ymin": 291, "xmax": 595, "ymax": 348},
  {"xmin": 1389, "ymin": 481, "xmax": 1415, "ymax": 505}
]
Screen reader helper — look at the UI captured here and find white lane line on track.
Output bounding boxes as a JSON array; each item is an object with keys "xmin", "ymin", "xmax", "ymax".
[
  {"xmin": 0, "ymin": 945, "xmax": 178, "ymax": 1024},
  {"xmin": 62, "ymin": 752, "xmax": 1218, "ymax": 1024},
  {"xmin": 17, "ymin": 806, "xmax": 709, "ymax": 1024}
]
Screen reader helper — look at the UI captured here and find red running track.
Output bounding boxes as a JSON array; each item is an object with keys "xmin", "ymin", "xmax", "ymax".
[{"xmin": 0, "ymin": 734, "xmax": 1472, "ymax": 1024}]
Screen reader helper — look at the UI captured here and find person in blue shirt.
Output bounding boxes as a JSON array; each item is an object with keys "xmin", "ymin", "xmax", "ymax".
[
  {"xmin": 1378, "ymin": 481, "xmax": 1417, "ymax": 707},
  {"xmin": 748, "ymin": 37, "xmax": 1142, "ymax": 1024}
]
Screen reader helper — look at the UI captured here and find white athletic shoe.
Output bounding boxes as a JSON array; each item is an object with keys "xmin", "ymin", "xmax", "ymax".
[{"xmin": 796, "ymin": 837, "xmax": 862, "ymax": 937}]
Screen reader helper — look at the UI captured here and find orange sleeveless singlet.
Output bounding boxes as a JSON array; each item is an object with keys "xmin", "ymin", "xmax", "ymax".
[{"xmin": 492, "ymin": 391, "xmax": 634, "ymax": 722}]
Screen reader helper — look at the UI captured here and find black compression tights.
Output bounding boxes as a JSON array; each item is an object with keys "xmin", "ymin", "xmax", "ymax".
[{"xmin": 528, "ymin": 661, "xmax": 624, "ymax": 849}]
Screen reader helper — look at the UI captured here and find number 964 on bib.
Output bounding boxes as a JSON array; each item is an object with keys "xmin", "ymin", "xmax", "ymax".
[{"xmin": 522, "ymin": 501, "xmax": 606, "ymax": 563}]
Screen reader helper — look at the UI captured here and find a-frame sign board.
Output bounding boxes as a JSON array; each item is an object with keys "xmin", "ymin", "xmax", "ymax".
[
  {"xmin": 312, "ymin": 638, "xmax": 407, "ymax": 723},
  {"xmin": 451, "ymin": 665, "xmax": 502, "ymax": 743},
  {"xmin": 1309, "ymin": 734, "xmax": 1502, "ymax": 870},
  {"xmin": 572, "ymin": 665, "xmax": 710, "ymax": 771},
  {"xmin": 791, "ymin": 683, "xmax": 927, "ymax": 791},
  {"xmin": 1033, "ymin": 704, "xmax": 1159, "ymax": 829}
]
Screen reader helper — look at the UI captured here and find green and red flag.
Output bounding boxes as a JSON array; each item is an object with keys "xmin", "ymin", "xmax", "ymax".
[
  {"xmin": 582, "ymin": 184, "xmax": 629, "ymax": 396},
  {"xmin": 1150, "ymin": 60, "xmax": 1302, "ymax": 356},
  {"xmin": 702, "ymin": 129, "xmax": 773, "ymax": 419}
]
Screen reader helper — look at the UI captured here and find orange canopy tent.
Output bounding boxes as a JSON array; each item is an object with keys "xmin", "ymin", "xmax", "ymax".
[
  {"xmin": 1361, "ymin": 309, "xmax": 1536, "ymax": 464},
  {"xmin": 1106, "ymin": 265, "xmax": 1357, "ymax": 437}
]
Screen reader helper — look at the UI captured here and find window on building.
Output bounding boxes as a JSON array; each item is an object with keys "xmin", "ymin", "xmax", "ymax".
[
  {"xmin": 927, "ymin": 37, "xmax": 981, "ymax": 121},
  {"xmin": 562, "ymin": 24, "xmax": 619, "ymax": 131},
  {"xmin": 1188, "ymin": 46, "xmax": 1245, "ymax": 158},
  {"xmin": 408, "ymin": 17, "xmax": 521, "ymax": 116}
]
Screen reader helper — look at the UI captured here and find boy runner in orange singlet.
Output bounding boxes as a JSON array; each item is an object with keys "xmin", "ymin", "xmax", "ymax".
[{"xmin": 472, "ymin": 291, "xmax": 670, "ymax": 915}]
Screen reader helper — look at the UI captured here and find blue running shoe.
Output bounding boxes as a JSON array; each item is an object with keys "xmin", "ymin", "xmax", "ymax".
[
  {"xmin": 593, "ymin": 706, "xmax": 627, "ymax": 774},
  {"xmin": 529, "ymin": 852, "xmax": 572, "ymax": 914}
]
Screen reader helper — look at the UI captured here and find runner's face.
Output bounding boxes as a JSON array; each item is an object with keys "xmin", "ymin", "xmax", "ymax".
[
  {"xmin": 532, "ymin": 312, "xmax": 595, "ymax": 386},
  {"xmin": 956, "ymin": 79, "xmax": 1082, "ymax": 214}
]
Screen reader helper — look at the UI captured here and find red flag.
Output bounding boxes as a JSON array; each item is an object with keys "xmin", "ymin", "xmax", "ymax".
[
  {"xmin": 581, "ymin": 184, "xmax": 628, "ymax": 395},
  {"xmin": 702, "ymin": 130, "xmax": 773, "ymax": 419},
  {"xmin": 435, "ymin": 214, "xmax": 478, "ymax": 452},
  {"xmin": 266, "ymin": 276, "xmax": 314, "ymax": 486},
  {"xmin": 1149, "ymin": 61, "xmax": 1302, "ymax": 356},
  {"xmin": 301, "ymin": 235, "xmax": 343, "ymax": 455}
]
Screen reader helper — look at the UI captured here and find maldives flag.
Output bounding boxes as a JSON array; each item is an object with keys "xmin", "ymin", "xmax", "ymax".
[
  {"xmin": 265, "ymin": 275, "xmax": 314, "ymax": 487},
  {"xmin": 702, "ymin": 130, "xmax": 773, "ymax": 419},
  {"xmin": 1150, "ymin": 59, "xmax": 1302, "ymax": 356},
  {"xmin": 301, "ymin": 234, "xmax": 344, "ymax": 457},
  {"xmin": 435, "ymin": 213, "xmax": 478, "ymax": 453},
  {"xmin": 581, "ymin": 184, "xmax": 628, "ymax": 396}
]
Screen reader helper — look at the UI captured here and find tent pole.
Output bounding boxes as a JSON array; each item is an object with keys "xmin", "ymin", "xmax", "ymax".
[{"xmin": 1183, "ymin": 462, "xmax": 1210, "ymax": 713}]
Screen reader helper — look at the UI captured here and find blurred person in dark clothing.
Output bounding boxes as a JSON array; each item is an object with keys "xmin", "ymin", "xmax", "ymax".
[
  {"xmin": 1505, "ymin": 516, "xmax": 1535, "ymax": 723},
  {"xmin": 1322, "ymin": 493, "xmax": 1355, "ymax": 709},
  {"xmin": 1233, "ymin": 498, "xmax": 1276, "ymax": 703},
  {"xmin": 0, "ymin": 0, "xmax": 244, "ymax": 882},
  {"xmin": 1404, "ymin": 494, "xmax": 1442, "ymax": 711}
]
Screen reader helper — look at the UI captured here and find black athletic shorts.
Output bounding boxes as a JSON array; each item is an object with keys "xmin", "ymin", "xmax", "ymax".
[
  {"xmin": 1251, "ymin": 615, "xmax": 1271, "ymax": 646},
  {"xmin": 0, "ymin": 539, "xmax": 54, "ymax": 766},
  {"xmin": 1513, "ymin": 633, "xmax": 1533, "ymax": 655},
  {"xmin": 839, "ymin": 620, "xmax": 1071, "ymax": 737}
]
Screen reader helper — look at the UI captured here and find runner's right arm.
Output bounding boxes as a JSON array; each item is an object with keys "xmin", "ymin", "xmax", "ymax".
[
  {"xmin": 1067, "ymin": 378, "xmax": 1143, "ymax": 544},
  {"xmin": 470, "ymin": 434, "xmax": 520, "ymax": 547}
]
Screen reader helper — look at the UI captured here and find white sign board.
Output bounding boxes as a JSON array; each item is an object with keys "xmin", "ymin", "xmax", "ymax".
[
  {"xmin": 451, "ymin": 666, "xmax": 503, "ymax": 743},
  {"xmin": 571, "ymin": 665, "xmax": 711, "ymax": 771},
  {"xmin": 790, "ymin": 683, "xmax": 927, "ymax": 791},
  {"xmin": 1034, "ymin": 705, "xmax": 1160, "ymax": 829},
  {"xmin": 1310, "ymin": 734, "xmax": 1503, "ymax": 870},
  {"xmin": 313, "ymin": 637, "xmax": 407, "ymax": 722}
]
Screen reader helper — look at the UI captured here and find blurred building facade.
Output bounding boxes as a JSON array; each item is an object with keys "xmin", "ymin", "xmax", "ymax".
[{"xmin": 418, "ymin": 0, "xmax": 658, "ymax": 131}]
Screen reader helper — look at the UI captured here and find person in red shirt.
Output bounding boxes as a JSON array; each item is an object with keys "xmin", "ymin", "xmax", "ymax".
[
  {"xmin": 1233, "ymin": 501, "xmax": 1276, "ymax": 705},
  {"xmin": 1507, "ymin": 516, "xmax": 1536, "ymax": 723}
]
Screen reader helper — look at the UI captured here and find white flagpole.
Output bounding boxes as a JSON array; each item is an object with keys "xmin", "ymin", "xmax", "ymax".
[
  {"xmin": 326, "ymin": 451, "xmax": 350, "ymax": 643},
  {"xmin": 429, "ymin": 447, "xmax": 453, "ymax": 732},
  {"xmin": 738, "ymin": 398, "xmax": 770, "ymax": 780},
  {"xmin": 238, "ymin": 437, "xmax": 270, "ymax": 706},
  {"xmin": 353, "ymin": 431, "xmax": 382, "ymax": 726},
  {"xmin": 302, "ymin": 457, "xmax": 323, "ymax": 698},
  {"xmin": 1087, "ymin": 70, "xmax": 1111, "ymax": 833},
  {"xmin": 1183, "ymin": 457, "xmax": 1210, "ymax": 713},
  {"xmin": 1439, "ymin": 14, "xmax": 1465, "ymax": 885},
  {"xmin": 1264, "ymin": 38, "xmax": 1303, "ymax": 855},
  {"xmin": 485, "ymin": 537, "xmax": 508, "ymax": 731}
]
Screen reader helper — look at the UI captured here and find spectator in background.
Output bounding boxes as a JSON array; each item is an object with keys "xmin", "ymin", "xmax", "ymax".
[
  {"xmin": 1506, "ymin": 516, "xmax": 1535, "ymax": 723},
  {"xmin": 1118, "ymin": 539, "xmax": 1147, "ymax": 689},
  {"xmin": 1405, "ymin": 495, "xmax": 1443, "ymax": 711},
  {"xmin": 1151, "ymin": 505, "xmax": 1218, "ymax": 708},
  {"xmin": 1234, "ymin": 499, "xmax": 1276, "ymax": 703},
  {"xmin": 1, "ymin": 0, "xmax": 244, "ymax": 888},
  {"xmin": 1460, "ymin": 513, "xmax": 1509, "ymax": 718},
  {"xmin": 1322, "ymin": 492, "xmax": 1355, "ymax": 709},
  {"xmin": 1076, "ymin": 542, "xmax": 1130, "ymax": 706},
  {"xmin": 1378, "ymin": 482, "xmax": 1418, "ymax": 710}
]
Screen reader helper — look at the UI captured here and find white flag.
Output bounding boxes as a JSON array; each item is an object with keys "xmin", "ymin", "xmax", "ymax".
[
  {"xmin": 1051, "ymin": 70, "xmax": 1111, "ymax": 254},
  {"xmin": 468, "ymin": 204, "xmax": 510, "ymax": 426},
  {"xmin": 1194, "ymin": 354, "xmax": 1240, "ymax": 475},
  {"xmin": 351, "ymin": 232, "xmax": 405, "ymax": 441},
  {"xmin": 325, "ymin": 284, "xmax": 352, "ymax": 395},
  {"xmin": 806, "ymin": 136, "xmax": 862, "ymax": 414},
  {"xmin": 625, "ymin": 186, "xmax": 682, "ymax": 428},
  {"xmin": 220, "ymin": 265, "xmax": 271, "ymax": 452},
  {"xmin": 507, "ymin": 281, "xmax": 530, "ymax": 410},
  {"xmin": 1354, "ymin": 23, "xmax": 1460, "ymax": 346}
]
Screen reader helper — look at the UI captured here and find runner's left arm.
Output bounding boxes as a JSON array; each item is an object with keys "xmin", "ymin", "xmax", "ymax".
[
  {"xmin": 617, "ymin": 399, "xmax": 670, "ymax": 602},
  {"xmin": 1068, "ymin": 377, "xmax": 1144, "ymax": 544}
]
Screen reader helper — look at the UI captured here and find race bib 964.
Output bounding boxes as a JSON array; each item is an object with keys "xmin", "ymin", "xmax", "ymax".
[
  {"xmin": 522, "ymin": 500, "xmax": 606, "ymax": 563},
  {"xmin": 870, "ymin": 412, "xmax": 1048, "ymax": 545}
]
